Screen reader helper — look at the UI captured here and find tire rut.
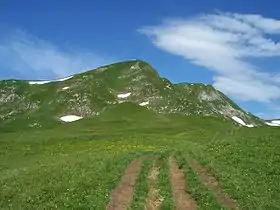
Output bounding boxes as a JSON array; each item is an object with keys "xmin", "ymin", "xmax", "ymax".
[
  {"xmin": 170, "ymin": 158, "xmax": 197, "ymax": 210},
  {"xmin": 107, "ymin": 158, "xmax": 142, "ymax": 210},
  {"xmin": 189, "ymin": 159, "xmax": 237, "ymax": 210}
]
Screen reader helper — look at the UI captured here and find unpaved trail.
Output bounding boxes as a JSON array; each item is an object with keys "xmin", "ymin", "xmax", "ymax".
[
  {"xmin": 145, "ymin": 166, "xmax": 163, "ymax": 210},
  {"xmin": 170, "ymin": 158, "xmax": 197, "ymax": 210},
  {"xmin": 189, "ymin": 159, "xmax": 237, "ymax": 210},
  {"xmin": 107, "ymin": 158, "xmax": 142, "ymax": 210}
]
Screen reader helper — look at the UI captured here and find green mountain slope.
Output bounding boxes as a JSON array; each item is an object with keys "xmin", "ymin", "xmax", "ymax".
[
  {"xmin": 0, "ymin": 60, "xmax": 263, "ymax": 130},
  {"xmin": 1, "ymin": 60, "xmax": 280, "ymax": 210}
]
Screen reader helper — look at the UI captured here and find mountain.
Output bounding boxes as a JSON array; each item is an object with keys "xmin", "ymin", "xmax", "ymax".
[{"xmin": 0, "ymin": 59, "xmax": 263, "ymax": 131}]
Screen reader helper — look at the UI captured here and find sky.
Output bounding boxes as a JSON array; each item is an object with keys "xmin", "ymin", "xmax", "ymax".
[{"xmin": 1, "ymin": 0, "xmax": 280, "ymax": 119}]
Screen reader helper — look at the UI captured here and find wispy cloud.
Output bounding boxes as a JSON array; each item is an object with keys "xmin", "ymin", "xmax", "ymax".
[
  {"xmin": 139, "ymin": 12, "xmax": 280, "ymax": 104},
  {"xmin": 0, "ymin": 30, "xmax": 110, "ymax": 80}
]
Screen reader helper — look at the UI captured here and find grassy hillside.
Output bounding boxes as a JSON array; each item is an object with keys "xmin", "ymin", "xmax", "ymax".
[
  {"xmin": 0, "ymin": 105, "xmax": 279, "ymax": 209},
  {"xmin": 0, "ymin": 60, "xmax": 277, "ymax": 209},
  {"xmin": 0, "ymin": 60, "xmax": 264, "ymax": 131}
]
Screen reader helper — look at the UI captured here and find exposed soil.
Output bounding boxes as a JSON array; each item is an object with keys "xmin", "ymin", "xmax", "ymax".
[
  {"xmin": 170, "ymin": 158, "xmax": 197, "ymax": 210},
  {"xmin": 145, "ymin": 166, "xmax": 163, "ymax": 210},
  {"xmin": 189, "ymin": 159, "xmax": 237, "ymax": 210},
  {"xmin": 106, "ymin": 158, "xmax": 142, "ymax": 210}
]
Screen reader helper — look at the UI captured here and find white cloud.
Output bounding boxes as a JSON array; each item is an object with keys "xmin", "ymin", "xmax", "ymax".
[
  {"xmin": 0, "ymin": 30, "xmax": 110, "ymax": 80},
  {"xmin": 232, "ymin": 13, "xmax": 280, "ymax": 34},
  {"xmin": 139, "ymin": 12, "xmax": 280, "ymax": 103},
  {"xmin": 213, "ymin": 76, "xmax": 280, "ymax": 102}
]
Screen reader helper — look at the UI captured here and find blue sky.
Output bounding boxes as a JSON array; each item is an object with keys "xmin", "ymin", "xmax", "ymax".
[{"xmin": 1, "ymin": 0, "xmax": 280, "ymax": 119}]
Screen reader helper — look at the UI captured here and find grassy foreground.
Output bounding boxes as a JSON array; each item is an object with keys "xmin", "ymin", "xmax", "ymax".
[{"xmin": 0, "ymin": 112, "xmax": 280, "ymax": 209}]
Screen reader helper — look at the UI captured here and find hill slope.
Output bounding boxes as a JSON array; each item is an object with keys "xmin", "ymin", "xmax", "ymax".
[{"xmin": 0, "ymin": 60, "xmax": 263, "ymax": 130}]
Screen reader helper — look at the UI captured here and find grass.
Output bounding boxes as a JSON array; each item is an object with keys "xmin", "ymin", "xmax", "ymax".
[
  {"xmin": 129, "ymin": 156, "xmax": 154, "ymax": 209},
  {"xmin": 0, "ymin": 135, "xmax": 141, "ymax": 209},
  {"xmin": 0, "ymin": 112, "xmax": 280, "ymax": 209},
  {"xmin": 1, "ymin": 59, "xmax": 276, "ymax": 210},
  {"xmin": 175, "ymin": 152, "xmax": 224, "ymax": 210},
  {"xmin": 185, "ymin": 127, "xmax": 280, "ymax": 209},
  {"xmin": 157, "ymin": 153, "xmax": 174, "ymax": 210}
]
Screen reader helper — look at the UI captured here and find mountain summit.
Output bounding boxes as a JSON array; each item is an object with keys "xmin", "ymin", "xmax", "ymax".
[{"xmin": 0, "ymin": 60, "xmax": 263, "ymax": 130}]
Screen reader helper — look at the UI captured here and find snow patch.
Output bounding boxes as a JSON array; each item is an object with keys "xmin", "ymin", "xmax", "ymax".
[
  {"xmin": 246, "ymin": 124, "xmax": 254, "ymax": 128},
  {"xmin": 117, "ymin": 92, "xmax": 131, "ymax": 98},
  {"xmin": 29, "ymin": 76, "xmax": 73, "ymax": 85},
  {"xmin": 266, "ymin": 120, "xmax": 280, "ymax": 126},
  {"xmin": 57, "ymin": 76, "xmax": 73, "ymax": 82},
  {"xmin": 265, "ymin": 122, "xmax": 280, "ymax": 127},
  {"xmin": 59, "ymin": 115, "xmax": 83, "ymax": 122},
  {"xmin": 139, "ymin": 101, "xmax": 149, "ymax": 106},
  {"xmin": 62, "ymin": 87, "xmax": 70, "ymax": 90},
  {"xmin": 29, "ymin": 80, "xmax": 52, "ymax": 85},
  {"xmin": 231, "ymin": 116, "xmax": 254, "ymax": 128},
  {"xmin": 271, "ymin": 120, "xmax": 280, "ymax": 124}
]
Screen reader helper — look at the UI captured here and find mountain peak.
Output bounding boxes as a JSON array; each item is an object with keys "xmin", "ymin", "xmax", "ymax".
[{"xmin": 0, "ymin": 60, "xmax": 264, "ymax": 131}]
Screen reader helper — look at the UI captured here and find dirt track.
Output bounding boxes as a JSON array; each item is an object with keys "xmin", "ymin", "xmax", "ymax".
[
  {"xmin": 106, "ymin": 156, "xmax": 238, "ymax": 210},
  {"xmin": 189, "ymin": 159, "xmax": 237, "ymax": 210},
  {"xmin": 106, "ymin": 158, "xmax": 142, "ymax": 210},
  {"xmin": 170, "ymin": 158, "xmax": 197, "ymax": 210}
]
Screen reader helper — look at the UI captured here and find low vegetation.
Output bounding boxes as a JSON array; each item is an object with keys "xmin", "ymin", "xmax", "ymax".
[
  {"xmin": 0, "ymin": 60, "xmax": 279, "ymax": 209},
  {"xmin": 0, "ymin": 109, "xmax": 279, "ymax": 209}
]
